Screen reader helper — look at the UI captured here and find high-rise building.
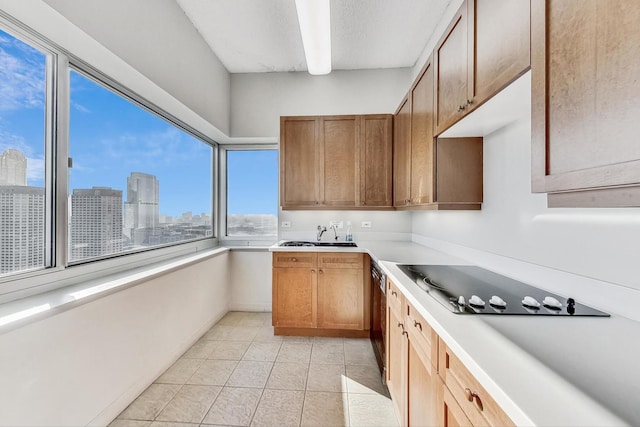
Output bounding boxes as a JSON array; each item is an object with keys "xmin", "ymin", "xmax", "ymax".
[
  {"xmin": 123, "ymin": 172, "xmax": 159, "ymax": 246},
  {"xmin": 0, "ymin": 149, "xmax": 28, "ymax": 186},
  {"xmin": 0, "ymin": 185, "xmax": 45, "ymax": 274},
  {"xmin": 70, "ymin": 187, "xmax": 123, "ymax": 261}
]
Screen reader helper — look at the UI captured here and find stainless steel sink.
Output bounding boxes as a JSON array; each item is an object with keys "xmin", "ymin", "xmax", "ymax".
[{"xmin": 279, "ymin": 241, "xmax": 357, "ymax": 247}]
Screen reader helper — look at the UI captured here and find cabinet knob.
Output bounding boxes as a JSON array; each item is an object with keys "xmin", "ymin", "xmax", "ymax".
[
  {"xmin": 458, "ymin": 105, "xmax": 466, "ymax": 112},
  {"xmin": 464, "ymin": 388, "xmax": 474, "ymax": 402},
  {"xmin": 319, "ymin": 269, "xmax": 323, "ymax": 274},
  {"xmin": 391, "ymin": 290, "xmax": 397, "ymax": 297},
  {"xmin": 397, "ymin": 322, "xmax": 404, "ymax": 330},
  {"xmin": 292, "ymin": 258, "xmax": 297, "ymax": 262},
  {"xmin": 311, "ymin": 269, "xmax": 316, "ymax": 273},
  {"xmin": 414, "ymin": 320, "xmax": 422, "ymax": 331},
  {"xmin": 474, "ymin": 394, "xmax": 484, "ymax": 412},
  {"xmin": 402, "ymin": 330, "xmax": 408, "ymax": 337},
  {"xmin": 466, "ymin": 99, "xmax": 473, "ymax": 106}
]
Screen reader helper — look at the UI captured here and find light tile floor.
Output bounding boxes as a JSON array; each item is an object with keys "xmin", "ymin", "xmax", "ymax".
[{"xmin": 111, "ymin": 311, "xmax": 399, "ymax": 427}]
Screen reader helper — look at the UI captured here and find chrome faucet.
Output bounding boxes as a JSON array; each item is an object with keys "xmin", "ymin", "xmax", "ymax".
[
  {"xmin": 329, "ymin": 223, "xmax": 339, "ymax": 240},
  {"xmin": 316, "ymin": 225, "xmax": 327, "ymax": 241}
]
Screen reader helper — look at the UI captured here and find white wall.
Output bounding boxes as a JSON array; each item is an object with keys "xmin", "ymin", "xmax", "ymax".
[
  {"xmin": 43, "ymin": 0, "xmax": 231, "ymax": 135},
  {"xmin": 411, "ymin": 118, "xmax": 640, "ymax": 316},
  {"xmin": 230, "ymin": 68, "xmax": 412, "ymax": 138},
  {"xmin": 0, "ymin": 254, "xmax": 230, "ymax": 427},
  {"xmin": 229, "ymin": 250, "xmax": 273, "ymax": 312},
  {"xmin": 279, "ymin": 209, "xmax": 412, "ymax": 242}
]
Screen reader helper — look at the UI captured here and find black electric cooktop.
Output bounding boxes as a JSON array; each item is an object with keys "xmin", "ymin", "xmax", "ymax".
[{"xmin": 397, "ymin": 264, "xmax": 609, "ymax": 317}]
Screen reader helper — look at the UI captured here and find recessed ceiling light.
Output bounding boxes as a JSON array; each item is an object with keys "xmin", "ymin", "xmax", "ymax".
[{"xmin": 295, "ymin": 0, "xmax": 331, "ymax": 75}]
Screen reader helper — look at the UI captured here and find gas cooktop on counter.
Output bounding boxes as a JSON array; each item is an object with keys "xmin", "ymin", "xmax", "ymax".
[{"xmin": 398, "ymin": 264, "xmax": 609, "ymax": 317}]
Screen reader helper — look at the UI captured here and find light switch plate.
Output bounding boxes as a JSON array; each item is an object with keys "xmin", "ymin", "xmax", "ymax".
[
  {"xmin": 361, "ymin": 221, "xmax": 372, "ymax": 228},
  {"xmin": 281, "ymin": 221, "xmax": 291, "ymax": 228}
]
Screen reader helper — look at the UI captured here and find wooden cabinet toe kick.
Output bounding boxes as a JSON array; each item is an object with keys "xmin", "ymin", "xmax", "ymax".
[{"xmin": 274, "ymin": 327, "xmax": 369, "ymax": 338}]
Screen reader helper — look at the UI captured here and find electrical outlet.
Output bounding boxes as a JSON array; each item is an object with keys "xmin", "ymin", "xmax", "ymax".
[
  {"xmin": 329, "ymin": 220, "xmax": 344, "ymax": 229},
  {"xmin": 281, "ymin": 221, "xmax": 291, "ymax": 228},
  {"xmin": 361, "ymin": 221, "xmax": 372, "ymax": 228}
]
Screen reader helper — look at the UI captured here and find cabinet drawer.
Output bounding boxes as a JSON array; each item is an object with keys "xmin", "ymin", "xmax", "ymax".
[
  {"xmin": 318, "ymin": 252, "xmax": 363, "ymax": 269},
  {"xmin": 387, "ymin": 278, "xmax": 404, "ymax": 319},
  {"xmin": 439, "ymin": 338, "xmax": 514, "ymax": 427},
  {"xmin": 406, "ymin": 302, "xmax": 438, "ymax": 368},
  {"xmin": 273, "ymin": 252, "xmax": 317, "ymax": 268}
]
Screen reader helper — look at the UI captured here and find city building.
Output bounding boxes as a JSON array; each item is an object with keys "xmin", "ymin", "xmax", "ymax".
[
  {"xmin": 0, "ymin": 185, "xmax": 45, "ymax": 274},
  {"xmin": 123, "ymin": 172, "xmax": 159, "ymax": 245},
  {"xmin": 70, "ymin": 187, "xmax": 123, "ymax": 261},
  {"xmin": 0, "ymin": 149, "xmax": 27, "ymax": 186}
]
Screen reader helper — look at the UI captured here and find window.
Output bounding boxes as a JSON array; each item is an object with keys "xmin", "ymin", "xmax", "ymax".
[
  {"xmin": 0, "ymin": 27, "xmax": 50, "ymax": 276},
  {"xmin": 226, "ymin": 149, "xmax": 278, "ymax": 238},
  {"xmin": 0, "ymin": 16, "xmax": 217, "ymax": 295},
  {"xmin": 68, "ymin": 69, "xmax": 214, "ymax": 263}
]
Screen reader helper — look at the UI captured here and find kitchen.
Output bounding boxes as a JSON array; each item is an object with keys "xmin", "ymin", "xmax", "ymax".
[{"xmin": 0, "ymin": 0, "xmax": 639, "ymax": 426}]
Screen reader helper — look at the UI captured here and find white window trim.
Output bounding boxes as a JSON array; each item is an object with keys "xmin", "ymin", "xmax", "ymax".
[{"xmin": 219, "ymin": 145, "xmax": 279, "ymax": 246}]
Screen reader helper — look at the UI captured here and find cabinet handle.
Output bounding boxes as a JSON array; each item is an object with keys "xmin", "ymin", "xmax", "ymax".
[
  {"xmin": 464, "ymin": 388, "xmax": 484, "ymax": 411},
  {"xmin": 402, "ymin": 330, "xmax": 408, "ymax": 337},
  {"xmin": 458, "ymin": 105, "xmax": 466, "ymax": 112},
  {"xmin": 391, "ymin": 290, "xmax": 397, "ymax": 297},
  {"xmin": 466, "ymin": 99, "xmax": 473, "ymax": 106},
  {"xmin": 397, "ymin": 322, "xmax": 404, "ymax": 330},
  {"xmin": 473, "ymin": 394, "xmax": 484, "ymax": 411},
  {"xmin": 464, "ymin": 388, "xmax": 474, "ymax": 402},
  {"xmin": 414, "ymin": 320, "xmax": 422, "ymax": 331}
]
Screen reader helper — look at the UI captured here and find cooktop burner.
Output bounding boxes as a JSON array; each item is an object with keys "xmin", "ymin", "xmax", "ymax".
[{"xmin": 397, "ymin": 264, "xmax": 609, "ymax": 317}]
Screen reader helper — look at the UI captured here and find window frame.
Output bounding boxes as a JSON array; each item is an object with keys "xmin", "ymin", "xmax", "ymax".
[
  {"xmin": 0, "ymin": 14, "xmax": 220, "ymax": 302},
  {"xmin": 219, "ymin": 145, "xmax": 279, "ymax": 246},
  {"xmin": 66, "ymin": 63, "xmax": 219, "ymax": 266}
]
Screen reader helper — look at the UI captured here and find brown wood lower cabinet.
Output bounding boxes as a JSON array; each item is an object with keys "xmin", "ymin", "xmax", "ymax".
[
  {"xmin": 386, "ymin": 295, "xmax": 406, "ymax": 424},
  {"xmin": 272, "ymin": 251, "xmax": 370, "ymax": 337},
  {"xmin": 437, "ymin": 378, "xmax": 473, "ymax": 427},
  {"xmin": 386, "ymin": 277, "xmax": 513, "ymax": 426}
]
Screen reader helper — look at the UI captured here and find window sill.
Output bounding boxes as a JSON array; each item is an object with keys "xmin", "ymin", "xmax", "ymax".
[{"xmin": 0, "ymin": 247, "xmax": 229, "ymax": 335}]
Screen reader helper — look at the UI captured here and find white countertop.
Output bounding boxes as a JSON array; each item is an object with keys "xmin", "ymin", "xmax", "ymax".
[{"xmin": 270, "ymin": 240, "xmax": 637, "ymax": 426}]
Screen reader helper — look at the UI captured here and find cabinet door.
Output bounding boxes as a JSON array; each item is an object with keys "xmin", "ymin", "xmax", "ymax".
[
  {"xmin": 393, "ymin": 97, "xmax": 412, "ymax": 207},
  {"xmin": 410, "ymin": 59, "xmax": 435, "ymax": 206},
  {"xmin": 280, "ymin": 117, "xmax": 320, "ymax": 208},
  {"xmin": 474, "ymin": 0, "xmax": 530, "ymax": 105},
  {"xmin": 359, "ymin": 115, "xmax": 393, "ymax": 207},
  {"xmin": 317, "ymin": 267, "xmax": 364, "ymax": 330},
  {"xmin": 408, "ymin": 338, "xmax": 437, "ymax": 427},
  {"xmin": 435, "ymin": 137, "xmax": 483, "ymax": 205},
  {"xmin": 386, "ymin": 301, "xmax": 406, "ymax": 425},
  {"xmin": 272, "ymin": 267, "xmax": 317, "ymax": 328},
  {"xmin": 437, "ymin": 379, "xmax": 473, "ymax": 427},
  {"xmin": 435, "ymin": 0, "xmax": 473, "ymax": 134},
  {"xmin": 321, "ymin": 116, "xmax": 358, "ymax": 207},
  {"xmin": 532, "ymin": 1, "xmax": 640, "ymax": 207}
]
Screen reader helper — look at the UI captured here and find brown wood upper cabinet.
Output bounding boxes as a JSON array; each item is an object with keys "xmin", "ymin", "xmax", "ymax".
[
  {"xmin": 435, "ymin": 0, "xmax": 530, "ymax": 135},
  {"xmin": 280, "ymin": 114, "xmax": 392, "ymax": 210},
  {"xmin": 394, "ymin": 56, "xmax": 484, "ymax": 210},
  {"xmin": 393, "ymin": 97, "xmax": 412, "ymax": 207},
  {"xmin": 531, "ymin": 0, "xmax": 640, "ymax": 207}
]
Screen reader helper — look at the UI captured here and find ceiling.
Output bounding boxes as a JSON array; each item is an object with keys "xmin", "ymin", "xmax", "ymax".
[{"xmin": 176, "ymin": 0, "xmax": 451, "ymax": 74}]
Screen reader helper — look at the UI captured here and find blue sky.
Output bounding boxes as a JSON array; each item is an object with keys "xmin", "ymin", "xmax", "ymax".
[
  {"xmin": 1, "ymin": 27, "xmax": 278, "ymax": 218},
  {"xmin": 69, "ymin": 70, "xmax": 213, "ymax": 217},
  {"xmin": 227, "ymin": 150, "xmax": 278, "ymax": 216}
]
